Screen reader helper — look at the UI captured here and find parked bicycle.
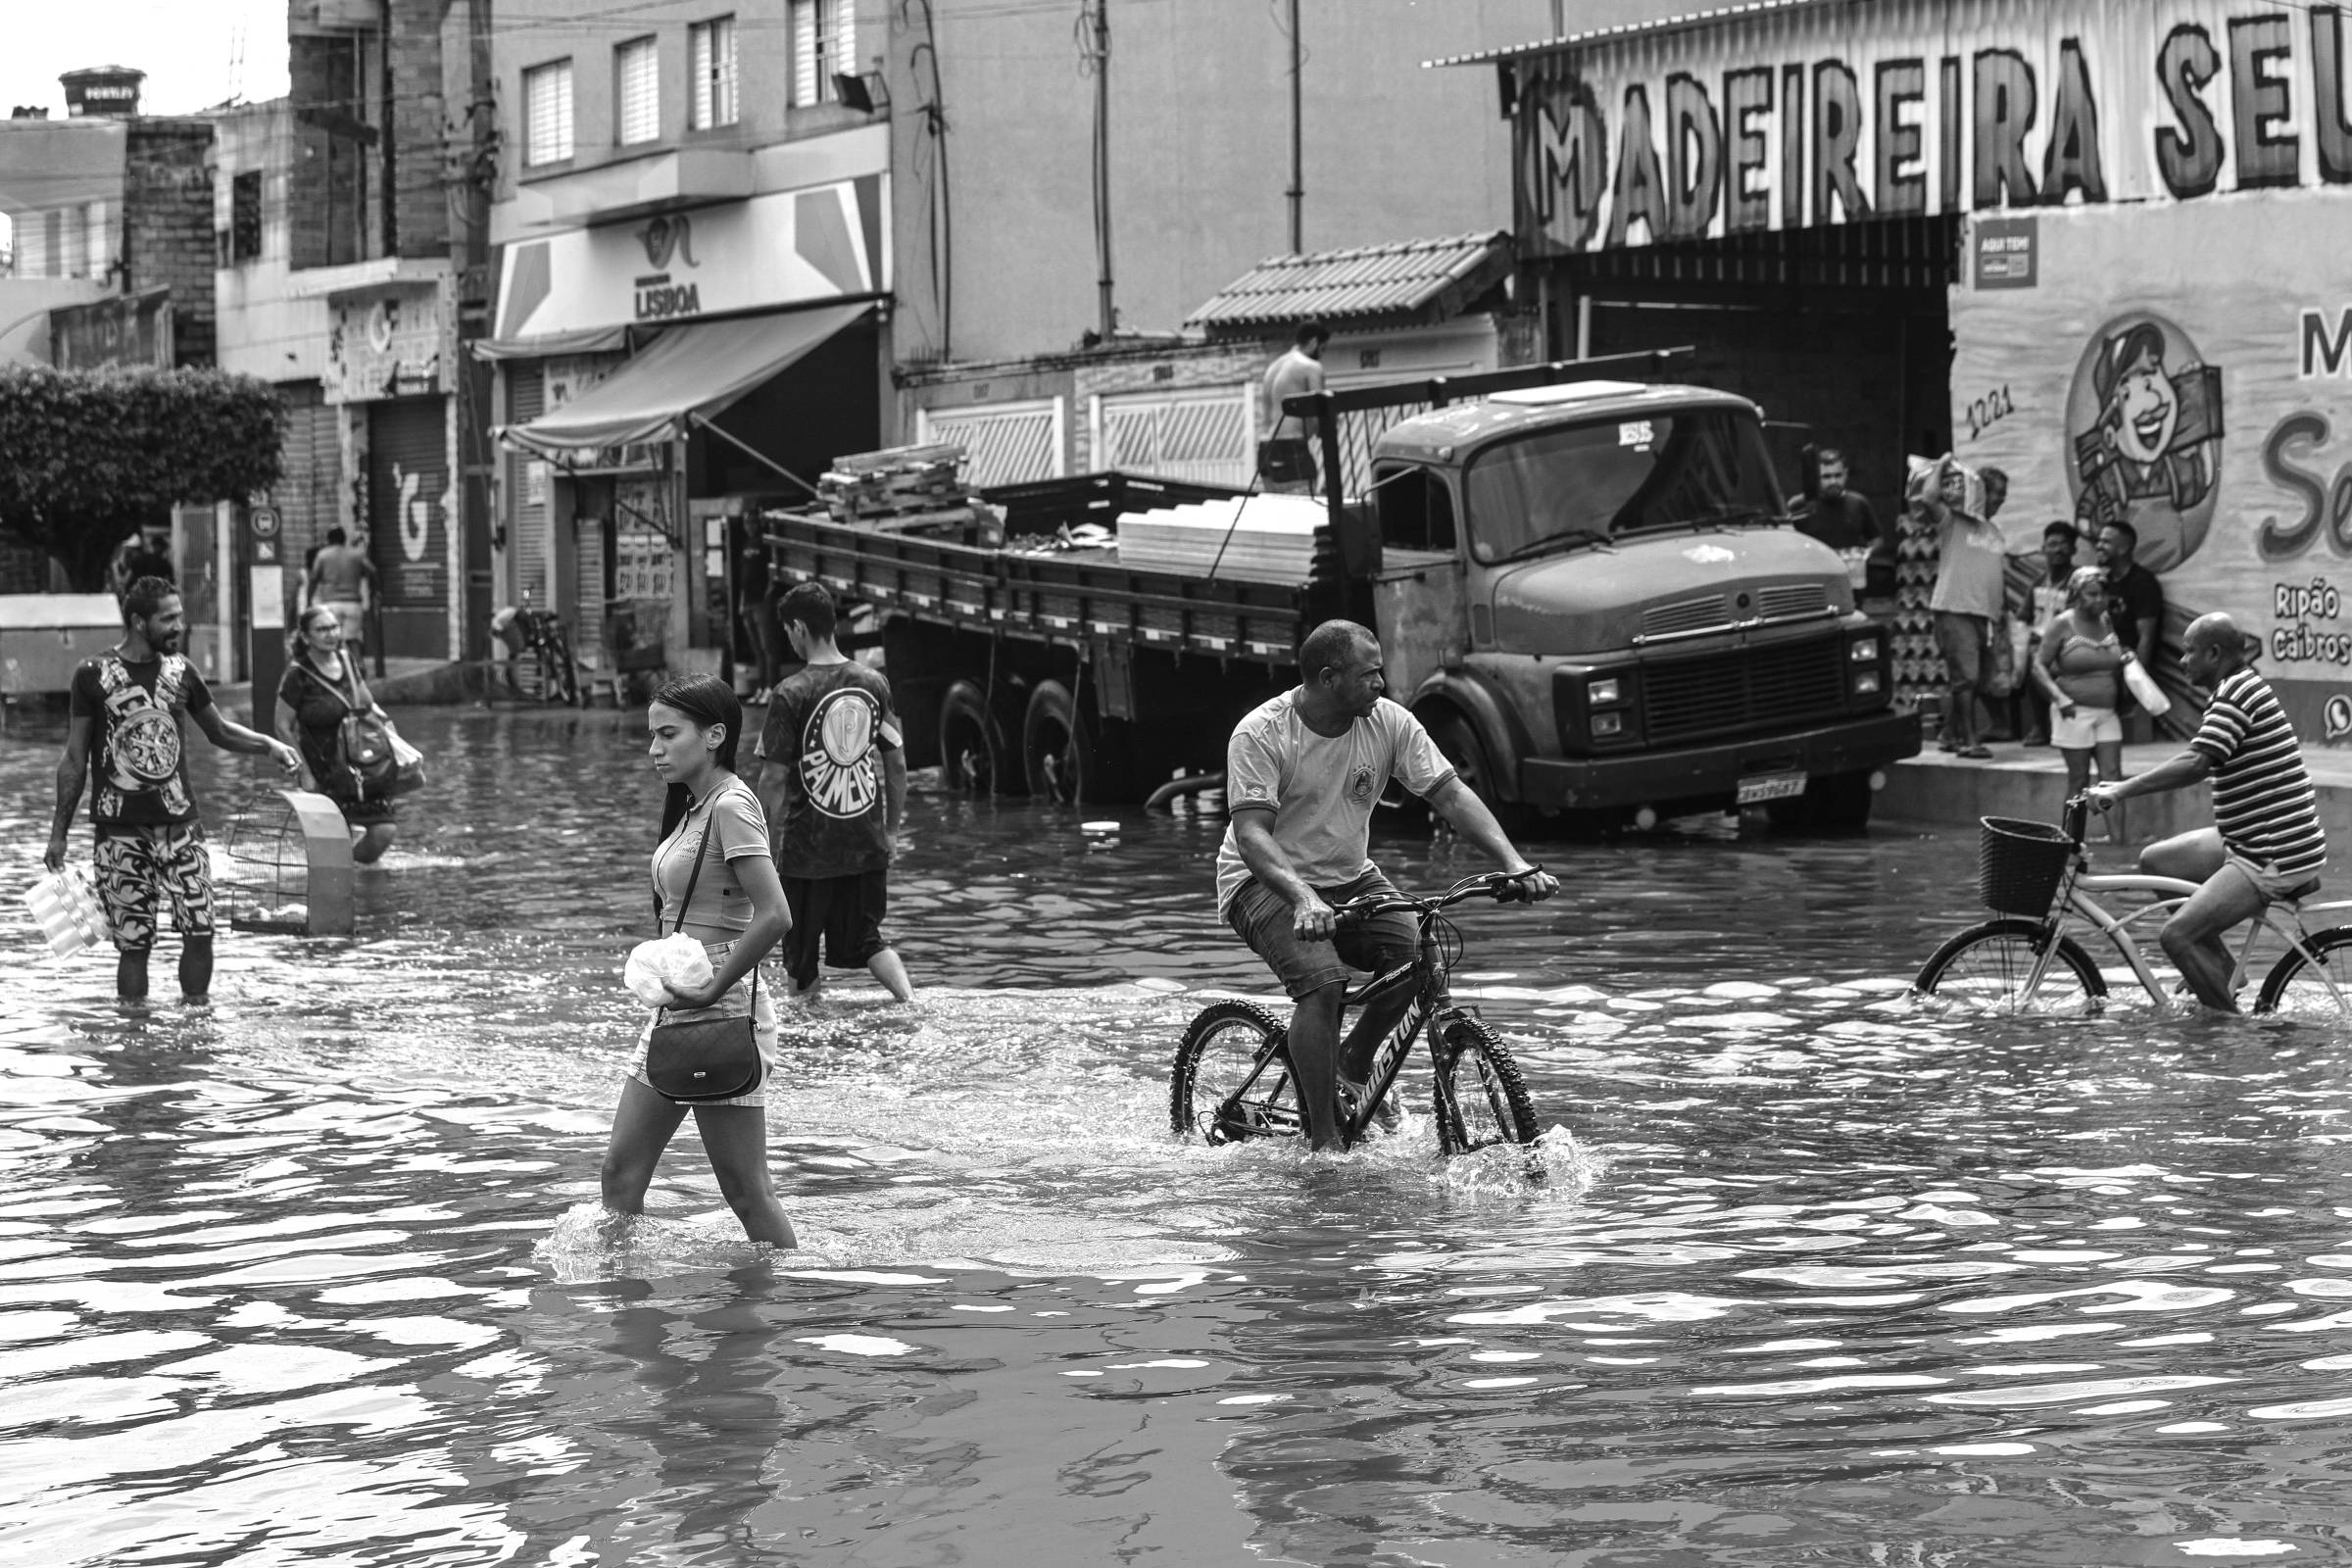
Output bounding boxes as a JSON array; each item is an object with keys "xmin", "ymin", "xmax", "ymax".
[
  {"xmin": 491, "ymin": 595, "xmax": 579, "ymax": 707},
  {"xmin": 1170, "ymin": 869, "xmax": 1547, "ymax": 1154},
  {"xmin": 1914, "ymin": 795, "xmax": 2352, "ymax": 1018}
]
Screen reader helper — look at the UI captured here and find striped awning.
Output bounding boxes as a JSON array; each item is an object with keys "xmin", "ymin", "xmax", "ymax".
[{"xmin": 1183, "ymin": 232, "xmax": 1513, "ymax": 339}]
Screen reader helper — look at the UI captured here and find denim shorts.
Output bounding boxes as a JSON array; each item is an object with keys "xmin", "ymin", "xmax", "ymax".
[{"xmin": 1226, "ymin": 867, "xmax": 1420, "ymax": 999}]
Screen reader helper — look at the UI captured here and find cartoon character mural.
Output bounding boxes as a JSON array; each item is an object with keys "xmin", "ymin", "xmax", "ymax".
[{"xmin": 2065, "ymin": 315, "xmax": 2224, "ymax": 573}]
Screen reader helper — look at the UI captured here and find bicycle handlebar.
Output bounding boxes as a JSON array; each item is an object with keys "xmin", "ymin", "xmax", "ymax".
[{"xmin": 1331, "ymin": 866, "xmax": 1547, "ymax": 924}]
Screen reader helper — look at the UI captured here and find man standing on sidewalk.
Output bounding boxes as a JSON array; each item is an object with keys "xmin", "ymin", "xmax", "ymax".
[
  {"xmin": 45, "ymin": 577, "xmax": 301, "ymax": 1000},
  {"xmin": 1909, "ymin": 456, "xmax": 2008, "ymax": 759},
  {"xmin": 306, "ymin": 528, "xmax": 378, "ymax": 654},
  {"xmin": 1257, "ymin": 320, "xmax": 1330, "ymax": 495},
  {"xmin": 750, "ymin": 582, "xmax": 914, "ymax": 1004}
]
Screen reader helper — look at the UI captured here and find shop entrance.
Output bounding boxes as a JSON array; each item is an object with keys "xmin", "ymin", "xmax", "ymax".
[
  {"xmin": 1544, "ymin": 215, "xmax": 1957, "ymax": 526},
  {"xmin": 366, "ymin": 396, "xmax": 452, "ymax": 660}
]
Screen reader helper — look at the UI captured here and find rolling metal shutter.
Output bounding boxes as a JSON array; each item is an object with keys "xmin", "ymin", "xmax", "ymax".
[
  {"xmin": 506, "ymin": 366, "xmax": 549, "ymax": 607},
  {"xmin": 366, "ymin": 397, "xmax": 450, "ymax": 659}
]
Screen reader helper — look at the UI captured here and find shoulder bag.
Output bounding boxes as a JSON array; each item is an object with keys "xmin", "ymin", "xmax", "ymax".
[
  {"xmin": 297, "ymin": 659, "xmax": 422, "ymax": 800},
  {"xmin": 643, "ymin": 800, "xmax": 763, "ymax": 1102}
]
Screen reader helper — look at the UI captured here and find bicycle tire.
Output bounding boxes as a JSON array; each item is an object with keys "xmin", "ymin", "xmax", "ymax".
[
  {"xmin": 1431, "ymin": 1013, "xmax": 1540, "ymax": 1154},
  {"xmin": 2255, "ymin": 925, "xmax": 2352, "ymax": 1016},
  {"xmin": 1170, "ymin": 1000, "xmax": 1300, "ymax": 1146},
  {"xmin": 1914, "ymin": 918, "xmax": 2108, "ymax": 1015}
]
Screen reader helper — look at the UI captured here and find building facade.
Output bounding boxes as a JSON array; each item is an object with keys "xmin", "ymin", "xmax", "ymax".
[{"xmin": 1478, "ymin": 0, "xmax": 2352, "ymax": 742}]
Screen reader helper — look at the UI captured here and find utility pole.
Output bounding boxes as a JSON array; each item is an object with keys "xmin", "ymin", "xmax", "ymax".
[
  {"xmin": 1286, "ymin": 0, "xmax": 1302, "ymax": 253},
  {"xmin": 457, "ymin": 0, "xmax": 497, "ymax": 656},
  {"xmin": 1091, "ymin": 0, "xmax": 1114, "ymax": 342}
]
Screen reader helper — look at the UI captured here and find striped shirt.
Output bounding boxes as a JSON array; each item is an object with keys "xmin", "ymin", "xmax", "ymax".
[{"xmin": 2189, "ymin": 668, "xmax": 2327, "ymax": 879}]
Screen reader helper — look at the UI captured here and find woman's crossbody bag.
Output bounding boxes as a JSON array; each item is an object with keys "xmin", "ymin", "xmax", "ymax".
[{"xmin": 644, "ymin": 807, "xmax": 763, "ymax": 1102}]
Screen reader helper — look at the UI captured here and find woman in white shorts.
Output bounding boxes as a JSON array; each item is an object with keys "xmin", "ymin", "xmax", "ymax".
[
  {"xmin": 2033, "ymin": 565, "xmax": 2129, "ymax": 841},
  {"xmin": 601, "ymin": 673, "xmax": 795, "ymax": 1246}
]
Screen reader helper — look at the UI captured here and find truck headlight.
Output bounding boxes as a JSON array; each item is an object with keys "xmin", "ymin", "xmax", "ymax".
[
  {"xmin": 1593, "ymin": 711, "xmax": 1624, "ymax": 736},
  {"xmin": 1849, "ymin": 637, "xmax": 1880, "ymax": 662},
  {"xmin": 1853, "ymin": 668, "xmax": 1882, "ymax": 695},
  {"xmin": 1590, "ymin": 677, "xmax": 1623, "ymax": 706}
]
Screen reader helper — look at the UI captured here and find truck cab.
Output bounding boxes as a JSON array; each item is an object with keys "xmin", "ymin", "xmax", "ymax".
[{"xmin": 1353, "ymin": 379, "xmax": 1919, "ymax": 830}]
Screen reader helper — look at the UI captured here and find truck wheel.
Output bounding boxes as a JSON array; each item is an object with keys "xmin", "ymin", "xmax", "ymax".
[
  {"xmin": 1764, "ymin": 769, "xmax": 1874, "ymax": 834},
  {"xmin": 939, "ymin": 680, "xmax": 1010, "ymax": 797},
  {"xmin": 1429, "ymin": 714, "xmax": 1530, "ymax": 837},
  {"xmin": 1021, "ymin": 680, "xmax": 1136, "ymax": 804}
]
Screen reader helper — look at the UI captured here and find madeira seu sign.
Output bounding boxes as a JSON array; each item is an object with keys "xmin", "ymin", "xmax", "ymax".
[{"xmin": 1511, "ymin": 0, "xmax": 2352, "ymax": 255}]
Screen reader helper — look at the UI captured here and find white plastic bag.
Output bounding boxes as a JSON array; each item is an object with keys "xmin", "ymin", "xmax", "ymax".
[
  {"xmin": 2120, "ymin": 653, "xmax": 2170, "ymax": 715},
  {"xmin": 624, "ymin": 932, "xmax": 713, "ymax": 1005}
]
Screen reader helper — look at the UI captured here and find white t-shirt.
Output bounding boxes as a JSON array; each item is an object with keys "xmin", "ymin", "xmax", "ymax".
[{"xmin": 1213, "ymin": 693, "xmax": 1456, "ymax": 915}]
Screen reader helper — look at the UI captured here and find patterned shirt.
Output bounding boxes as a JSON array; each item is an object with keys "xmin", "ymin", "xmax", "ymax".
[
  {"xmin": 2189, "ymin": 667, "xmax": 2327, "ymax": 879},
  {"xmin": 69, "ymin": 652, "xmax": 213, "ymax": 828},
  {"xmin": 754, "ymin": 660, "xmax": 902, "ymax": 879}
]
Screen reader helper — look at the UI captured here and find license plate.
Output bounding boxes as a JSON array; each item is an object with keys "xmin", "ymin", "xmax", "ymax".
[{"xmin": 1737, "ymin": 771, "xmax": 1808, "ymax": 805}]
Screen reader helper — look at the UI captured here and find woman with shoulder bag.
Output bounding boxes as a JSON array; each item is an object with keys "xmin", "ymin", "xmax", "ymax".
[
  {"xmin": 275, "ymin": 604, "xmax": 399, "ymax": 864},
  {"xmin": 602, "ymin": 673, "xmax": 797, "ymax": 1246},
  {"xmin": 2032, "ymin": 565, "xmax": 2130, "ymax": 843}
]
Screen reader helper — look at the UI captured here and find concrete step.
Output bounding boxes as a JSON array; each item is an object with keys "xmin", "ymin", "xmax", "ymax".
[{"xmin": 1880, "ymin": 739, "xmax": 2352, "ymax": 849}]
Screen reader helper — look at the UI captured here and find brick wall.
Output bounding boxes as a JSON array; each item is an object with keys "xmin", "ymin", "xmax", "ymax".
[
  {"xmin": 123, "ymin": 120, "xmax": 218, "ymax": 367},
  {"xmin": 388, "ymin": 0, "xmax": 450, "ymax": 259}
]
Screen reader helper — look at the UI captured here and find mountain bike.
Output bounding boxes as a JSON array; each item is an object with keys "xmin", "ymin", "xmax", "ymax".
[
  {"xmin": 1170, "ymin": 869, "xmax": 1547, "ymax": 1154},
  {"xmin": 1914, "ymin": 795, "xmax": 2352, "ymax": 1017},
  {"xmin": 493, "ymin": 595, "xmax": 579, "ymax": 707}
]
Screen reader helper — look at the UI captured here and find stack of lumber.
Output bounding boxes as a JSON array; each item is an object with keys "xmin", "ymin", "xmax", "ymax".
[
  {"xmin": 1113, "ymin": 493, "xmax": 1325, "ymax": 585},
  {"xmin": 818, "ymin": 444, "xmax": 1001, "ymax": 545}
]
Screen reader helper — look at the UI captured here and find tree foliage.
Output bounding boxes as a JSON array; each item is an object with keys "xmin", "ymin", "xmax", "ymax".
[{"xmin": 0, "ymin": 365, "xmax": 286, "ymax": 590}]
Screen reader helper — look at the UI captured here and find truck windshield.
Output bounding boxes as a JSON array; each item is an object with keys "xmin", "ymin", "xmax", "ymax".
[{"xmin": 1463, "ymin": 409, "xmax": 1784, "ymax": 564}]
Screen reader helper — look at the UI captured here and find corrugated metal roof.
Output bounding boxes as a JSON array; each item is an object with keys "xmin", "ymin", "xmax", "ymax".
[
  {"xmin": 1424, "ymin": 0, "xmax": 1842, "ymax": 69},
  {"xmin": 1184, "ymin": 231, "xmax": 1512, "ymax": 335}
]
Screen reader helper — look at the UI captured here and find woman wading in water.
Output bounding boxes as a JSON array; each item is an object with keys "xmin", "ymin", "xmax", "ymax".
[{"xmin": 602, "ymin": 674, "xmax": 796, "ymax": 1245}]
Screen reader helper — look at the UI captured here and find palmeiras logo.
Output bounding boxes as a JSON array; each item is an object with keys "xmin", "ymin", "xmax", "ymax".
[{"xmin": 801, "ymin": 687, "xmax": 882, "ymax": 820}]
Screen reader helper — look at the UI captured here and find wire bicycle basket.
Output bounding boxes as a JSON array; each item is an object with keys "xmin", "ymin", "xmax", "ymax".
[{"xmin": 1978, "ymin": 815, "xmax": 2075, "ymax": 917}]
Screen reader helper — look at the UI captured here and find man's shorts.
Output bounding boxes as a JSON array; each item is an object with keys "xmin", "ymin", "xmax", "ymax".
[
  {"xmin": 2224, "ymin": 849, "xmax": 2322, "ymax": 905},
  {"xmin": 1933, "ymin": 611, "xmax": 1992, "ymax": 690},
  {"xmin": 1226, "ymin": 867, "xmax": 1419, "ymax": 1000},
  {"xmin": 319, "ymin": 599, "xmax": 366, "ymax": 643},
  {"xmin": 93, "ymin": 823, "xmax": 215, "ymax": 951},
  {"xmin": 782, "ymin": 870, "xmax": 890, "ymax": 987},
  {"xmin": 1255, "ymin": 438, "xmax": 1317, "ymax": 491}
]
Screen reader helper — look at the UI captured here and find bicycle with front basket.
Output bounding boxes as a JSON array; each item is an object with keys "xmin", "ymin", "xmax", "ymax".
[
  {"xmin": 1913, "ymin": 795, "xmax": 2352, "ymax": 1018},
  {"xmin": 1169, "ymin": 869, "xmax": 1548, "ymax": 1154}
]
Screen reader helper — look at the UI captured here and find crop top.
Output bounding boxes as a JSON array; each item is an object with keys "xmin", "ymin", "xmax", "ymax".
[{"xmin": 650, "ymin": 778, "xmax": 771, "ymax": 935}]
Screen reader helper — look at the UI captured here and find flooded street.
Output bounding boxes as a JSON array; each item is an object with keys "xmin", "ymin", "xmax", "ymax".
[{"xmin": 4, "ymin": 705, "xmax": 2352, "ymax": 1564}]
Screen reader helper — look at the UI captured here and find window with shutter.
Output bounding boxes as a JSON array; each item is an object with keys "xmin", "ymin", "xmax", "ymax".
[
  {"xmin": 791, "ymin": 0, "xmax": 851, "ymax": 107},
  {"xmin": 523, "ymin": 60, "xmax": 573, "ymax": 166},
  {"xmin": 615, "ymin": 37, "xmax": 658, "ymax": 145},
  {"xmin": 689, "ymin": 17, "xmax": 737, "ymax": 129}
]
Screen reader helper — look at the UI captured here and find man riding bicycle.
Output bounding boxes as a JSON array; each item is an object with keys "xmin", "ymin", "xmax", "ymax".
[
  {"xmin": 1216, "ymin": 619, "xmax": 1559, "ymax": 1150},
  {"xmin": 2086, "ymin": 612, "xmax": 2327, "ymax": 1010}
]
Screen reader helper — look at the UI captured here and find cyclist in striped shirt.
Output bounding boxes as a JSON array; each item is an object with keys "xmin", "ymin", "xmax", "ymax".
[{"xmin": 2088, "ymin": 612, "xmax": 2327, "ymax": 1011}]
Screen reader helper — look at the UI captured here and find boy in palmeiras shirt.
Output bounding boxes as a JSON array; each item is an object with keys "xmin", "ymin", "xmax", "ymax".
[
  {"xmin": 44, "ymin": 576, "xmax": 301, "ymax": 1000},
  {"xmin": 750, "ymin": 582, "xmax": 915, "ymax": 1003}
]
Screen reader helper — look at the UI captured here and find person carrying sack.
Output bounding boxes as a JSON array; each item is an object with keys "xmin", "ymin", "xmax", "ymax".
[
  {"xmin": 275, "ymin": 605, "xmax": 410, "ymax": 864},
  {"xmin": 601, "ymin": 673, "xmax": 798, "ymax": 1248}
]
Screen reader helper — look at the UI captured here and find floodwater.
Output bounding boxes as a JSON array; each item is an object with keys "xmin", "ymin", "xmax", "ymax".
[{"xmin": 4, "ymin": 704, "xmax": 2352, "ymax": 1565}]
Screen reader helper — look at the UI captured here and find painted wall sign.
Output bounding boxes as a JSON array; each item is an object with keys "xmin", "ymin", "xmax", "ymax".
[
  {"xmin": 1513, "ymin": 0, "xmax": 2352, "ymax": 255},
  {"xmin": 493, "ymin": 175, "xmax": 888, "ymax": 341},
  {"xmin": 325, "ymin": 281, "xmax": 456, "ymax": 404},
  {"xmin": 1951, "ymin": 197, "xmax": 2352, "ymax": 742}
]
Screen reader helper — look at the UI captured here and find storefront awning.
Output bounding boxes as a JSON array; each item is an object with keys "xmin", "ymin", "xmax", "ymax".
[
  {"xmin": 470, "ymin": 324, "xmax": 632, "ymax": 362},
  {"xmin": 494, "ymin": 302, "xmax": 869, "ymax": 457}
]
